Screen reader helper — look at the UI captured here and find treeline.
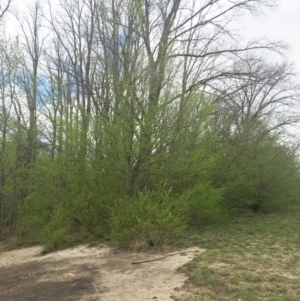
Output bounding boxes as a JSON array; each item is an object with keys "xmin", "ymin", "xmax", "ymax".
[{"xmin": 0, "ymin": 0, "xmax": 300, "ymax": 250}]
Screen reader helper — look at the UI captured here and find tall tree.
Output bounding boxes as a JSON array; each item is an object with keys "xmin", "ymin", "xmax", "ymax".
[{"xmin": 17, "ymin": 1, "xmax": 45, "ymax": 165}]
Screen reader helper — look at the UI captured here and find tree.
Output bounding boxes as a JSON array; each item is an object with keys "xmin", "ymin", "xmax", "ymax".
[
  {"xmin": 0, "ymin": 0, "xmax": 12, "ymax": 20},
  {"xmin": 16, "ymin": 0, "xmax": 45, "ymax": 165},
  {"xmin": 0, "ymin": 34, "xmax": 23, "ymax": 234},
  {"xmin": 2, "ymin": 0, "xmax": 300, "ymax": 247},
  {"xmin": 214, "ymin": 57, "xmax": 299, "ymax": 139},
  {"xmin": 209, "ymin": 55, "xmax": 300, "ymax": 211}
]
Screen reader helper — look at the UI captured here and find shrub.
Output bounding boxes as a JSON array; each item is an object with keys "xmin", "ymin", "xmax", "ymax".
[
  {"xmin": 39, "ymin": 205, "xmax": 73, "ymax": 252},
  {"xmin": 179, "ymin": 182, "xmax": 225, "ymax": 226},
  {"xmin": 110, "ymin": 184, "xmax": 187, "ymax": 248}
]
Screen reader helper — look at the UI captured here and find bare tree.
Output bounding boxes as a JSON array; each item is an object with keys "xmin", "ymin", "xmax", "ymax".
[
  {"xmin": 0, "ymin": 0, "xmax": 12, "ymax": 19},
  {"xmin": 6, "ymin": 0, "xmax": 294, "ymax": 197},
  {"xmin": 214, "ymin": 56, "xmax": 300, "ymax": 142},
  {"xmin": 16, "ymin": 0, "xmax": 45, "ymax": 164},
  {"xmin": 45, "ymin": 0, "xmax": 99, "ymax": 157}
]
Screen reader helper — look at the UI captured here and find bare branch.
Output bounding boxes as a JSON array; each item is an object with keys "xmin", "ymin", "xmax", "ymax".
[{"xmin": 0, "ymin": 0, "xmax": 12, "ymax": 19}]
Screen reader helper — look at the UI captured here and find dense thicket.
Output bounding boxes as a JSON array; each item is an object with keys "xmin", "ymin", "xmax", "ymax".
[{"xmin": 0, "ymin": 0, "xmax": 299, "ymax": 250}]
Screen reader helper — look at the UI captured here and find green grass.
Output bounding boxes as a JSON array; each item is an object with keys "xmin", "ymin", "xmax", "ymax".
[{"xmin": 177, "ymin": 205, "xmax": 300, "ymax": 301}]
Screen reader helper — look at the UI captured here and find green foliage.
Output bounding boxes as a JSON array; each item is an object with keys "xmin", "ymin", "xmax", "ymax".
[
  {"xmin": 16, "ymin": 104, "xmax": 300, "ymax": 252},
  {"xmin": 1, "ymin": 0, "xmax": 300, "ymax": 255},
  {"xmin": 0, "ymin": 133, "xmax": 28, "ymax": 235},
  {"xmin": 39, "ymin": 205, "xmax": 72, "ymax": 252},
  {"xmin": 9, "ymin": 101, "xmax": 300, "ymax": 252},
  {"xmin": 216, "ymin": 128, "xmax": 300, "ymax": 212},
  {"xmin": 148, "ymin": 95, "xmax": 220, "ymax": 193},
  {"xmin": 19, "ymin": 151, "xmax": 111, "ymax": 249},
  {"xmin": 179, "ymin": 182, "xmax": 225, "ymax": 226},
  {"xmin": 110, "ymin": 183, "xmax": 187, "ymax": 248}
]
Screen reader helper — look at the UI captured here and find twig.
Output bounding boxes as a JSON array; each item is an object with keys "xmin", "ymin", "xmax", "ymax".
[
  {"xmin": 131, "ymin": 250, "xmax": 194, "ymax": 265},
  {"xmin": 93, "ymin": 283, "xmax": 99, "ymax": 293}
]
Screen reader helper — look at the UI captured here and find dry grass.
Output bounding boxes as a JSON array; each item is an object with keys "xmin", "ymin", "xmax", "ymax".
[{"xmin": 177, "ymin": 205, "xmax": 300, "ymax": 301}]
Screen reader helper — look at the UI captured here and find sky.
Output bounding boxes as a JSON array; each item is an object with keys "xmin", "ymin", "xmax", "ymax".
[
  {"xmin": 242, "ymin": 0, "xmax": 300, "ymax": 73},
  {"xmin": 3, "ymin": 0, "xmax": 300, "ymax": 73},
  {"xmin": 4, "ymin": 0, "xmax": 300, "ymax": 66}
]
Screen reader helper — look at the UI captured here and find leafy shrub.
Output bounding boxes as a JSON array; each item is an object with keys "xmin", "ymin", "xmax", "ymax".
[
  {"xmin": 179, "ymin": 182, "xmax": 225, "ymax": 226},
  {"xmin": 217, "ymin": 134, "xmax": 300, "ymax": 212},
  {"xmin": 39, "ymin": 205, "xmax": 73, "ymax": 252},
  {"xmin": 110, "ymin": 184, "xmax": 187, "ymax": 248}
]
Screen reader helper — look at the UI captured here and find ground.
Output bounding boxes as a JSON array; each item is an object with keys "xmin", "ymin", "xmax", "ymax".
[
  {"xmin": 176, "ymin": 208, "xmax": 300, "ymax": 301},
  {"xmin": 2, "ymin": 206, "xmax": 300, "ymax": 301},
  {"xmin": 0, "ymin": 244, "xmax": 203, "ymax": 301}
]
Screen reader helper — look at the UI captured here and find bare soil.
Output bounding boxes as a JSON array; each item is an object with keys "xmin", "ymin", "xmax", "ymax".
[{"xmin": 0, "ymin": 244, "xmax": 204, "ymax": 301}]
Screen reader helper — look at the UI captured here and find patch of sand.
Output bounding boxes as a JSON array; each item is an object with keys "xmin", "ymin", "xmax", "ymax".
[
  {"xmin": 0, "ymin": 244, "xmax": 205, "ymax": 301},
  {"xmin": 209, "ymin": 262, "xmax": 229, "ymax": 269},
  {"xmin": 0, "ymin": 246, "xmax": 43, "ymax": 267}
]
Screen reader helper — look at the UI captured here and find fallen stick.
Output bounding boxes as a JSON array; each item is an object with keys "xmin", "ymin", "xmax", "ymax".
[
  {"xmin": 93, "ymin": 283, "xmax": 99, "ymax": 293},
  {"xmin": 131, "ymin": 250, "xmax": 194, "ymax": 265}
]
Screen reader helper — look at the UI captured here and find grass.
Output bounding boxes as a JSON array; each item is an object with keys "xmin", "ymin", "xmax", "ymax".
[{"xmin": 177, "ymin": 205, "xmax": 300, "ymax": 301}]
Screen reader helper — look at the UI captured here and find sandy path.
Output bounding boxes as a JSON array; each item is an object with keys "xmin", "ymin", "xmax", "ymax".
[{"xmin": 0, "ymin": 244, "xmax": 204, "ymax": 301}]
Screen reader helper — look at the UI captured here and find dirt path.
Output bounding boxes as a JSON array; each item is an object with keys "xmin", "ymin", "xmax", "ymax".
[{"xmin": 0, "ymin": 244, "xmax": 204, "ymax": 301}]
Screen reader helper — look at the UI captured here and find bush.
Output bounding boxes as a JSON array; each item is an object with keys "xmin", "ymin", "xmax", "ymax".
[
  {"xmin": 179, "ymin": 182, "xmax": 225, "ymax": 226},
  {"xmin": 217, "ymin": 134, "xmax": 300, "ymax": 212},
  {"xmin": 110, "ymin": 184, "xmax": 187, "ymax": 248},
  {"xmin": 38, "ymin": 205, "xmax": 73, "ymax": 252}
]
